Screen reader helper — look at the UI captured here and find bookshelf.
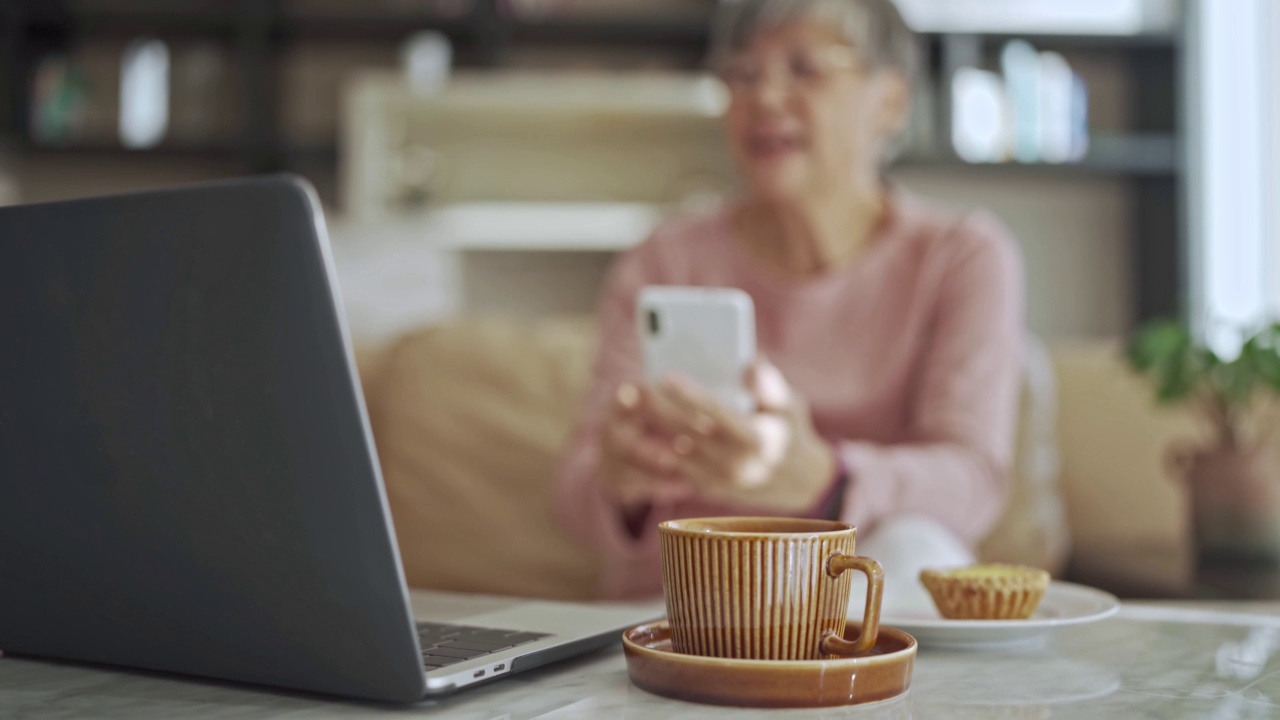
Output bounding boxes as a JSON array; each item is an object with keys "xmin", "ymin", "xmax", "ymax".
[{"xmin": 0, "ymin": 0, "xmax": 1187, "ymax": 323}]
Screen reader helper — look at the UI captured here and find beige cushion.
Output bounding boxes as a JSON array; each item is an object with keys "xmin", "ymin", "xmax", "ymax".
[
  {"xmin": 363, "ymin": 318, "xmax": 1069, "ymax": 599},
  {"xmin": 363, "ymin": 317, "xmax": 601, "ymax": 600},
  {"xmin": 1049, "ymin": 341, "xmax": 1193, "ymax": 595}
]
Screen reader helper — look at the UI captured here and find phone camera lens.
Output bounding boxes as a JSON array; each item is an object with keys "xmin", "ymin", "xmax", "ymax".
[{"xmin": 648, "ymin": 310, "xmax": 661, "ymax": 336}]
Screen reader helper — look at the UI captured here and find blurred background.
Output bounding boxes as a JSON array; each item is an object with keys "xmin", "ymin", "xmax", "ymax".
[
  {"xmin": 4, "ymin": 0, "xmax": 1269, "ymax": 339},
  {"xmin": 2, "ymin": 0, "xmax": 1279, "ymax": 600}
]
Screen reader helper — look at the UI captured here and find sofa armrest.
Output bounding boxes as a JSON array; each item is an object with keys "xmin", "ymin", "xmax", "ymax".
[{"xmin": 979, "ymin": 335, "xmax": 1071, "ymax": 575}]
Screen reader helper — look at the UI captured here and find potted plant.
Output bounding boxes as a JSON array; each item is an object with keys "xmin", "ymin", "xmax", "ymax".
[{"xmin": 1128, "ymin": 320, "xmax": 1280, "ymax": 573}]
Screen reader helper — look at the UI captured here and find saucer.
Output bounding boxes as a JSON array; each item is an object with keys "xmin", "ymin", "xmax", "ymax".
[
  {"xmin": 882, "ymin": 581, "xmax": 1120, "ymax": 649},
  {"xmin": 622, "ymin": 621, "xmax": 916, "ymax": 708}
]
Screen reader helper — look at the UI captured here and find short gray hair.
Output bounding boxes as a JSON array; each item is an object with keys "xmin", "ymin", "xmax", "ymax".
[
  {"xmin": 710, "ymin": 0, "xmax": 918, "ymax": 82},
  {"xmin": 710, "ymin": 0, "xmax": 919, "ymax": 162}
]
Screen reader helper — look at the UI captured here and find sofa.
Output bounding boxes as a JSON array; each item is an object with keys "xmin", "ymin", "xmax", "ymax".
[{"xmin": 357, "ymin": 317, "xmax": 1196, "ymax": 602}]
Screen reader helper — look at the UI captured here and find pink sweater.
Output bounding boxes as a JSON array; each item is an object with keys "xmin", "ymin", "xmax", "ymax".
[{"xmin": 554, "ymin": 190, "xmax": 1025, "ymax": 599}]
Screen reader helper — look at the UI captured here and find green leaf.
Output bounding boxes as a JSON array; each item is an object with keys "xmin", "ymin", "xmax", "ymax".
[
  {"xmin": 1128, "ymin": 320, "xmax": 1191, "ymax": 372},
  {"xmin": 1127, "ymin": 319, "xmax": 1204, "ymax": 404},
  {"xmin": 1124, "ymin": 318, "xmax": 1280, "ymax": 409},
  {"xmin": 1214, "ymin": 355, "xmax": 1257, "ymax": 407},
  {"xmin": 1246, "ymin": 324, "xmax": 1280, "ymax": 391},
  {"xmin": 1154, "ymin": 347, "xmax": 1203, "ymax": 403}
]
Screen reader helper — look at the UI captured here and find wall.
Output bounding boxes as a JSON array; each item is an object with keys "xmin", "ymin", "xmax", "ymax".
[
  {"xmin": 330, "ymin": 170, "xmax": 1133, "ymax": 348},
  {"xmin": 895, "ymin": 169, "xmax": 1133, "ymax": 337}
]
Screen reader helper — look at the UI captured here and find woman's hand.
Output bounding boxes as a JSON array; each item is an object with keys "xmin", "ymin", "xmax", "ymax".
[
  {"xmin": 597, "ymin": 384, "xmax": 700, "ymax": 512},
  {"xmin": 642, "ymin": 361, "xmax": 838, "ymax": 513}
]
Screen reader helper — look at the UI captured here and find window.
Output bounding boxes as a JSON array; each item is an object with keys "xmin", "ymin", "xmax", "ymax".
[{"xmin": 1188, "ymin": 0, "xmax": 1280, "ymax": 356}]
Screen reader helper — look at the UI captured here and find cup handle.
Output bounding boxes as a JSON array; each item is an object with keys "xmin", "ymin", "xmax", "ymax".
[{"xmin": 820, "ymin": 554, "xmax": 884, "ymax": 657}]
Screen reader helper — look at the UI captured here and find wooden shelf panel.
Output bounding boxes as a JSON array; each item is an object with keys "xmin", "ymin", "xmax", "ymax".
[{"xmin": 19, "ymin": 134, "xmax": 1176, "ymax": 179}]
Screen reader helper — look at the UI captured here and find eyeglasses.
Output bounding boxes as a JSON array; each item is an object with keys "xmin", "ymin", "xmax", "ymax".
[{"xmin": 715, "ymin": 45, "xmax": 862, "ymax": 92}]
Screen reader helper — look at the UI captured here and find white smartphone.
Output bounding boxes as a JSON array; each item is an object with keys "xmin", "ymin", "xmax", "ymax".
[{"xmin": 637, "ymin": 286, "xmax": 757, "ymax": 415}]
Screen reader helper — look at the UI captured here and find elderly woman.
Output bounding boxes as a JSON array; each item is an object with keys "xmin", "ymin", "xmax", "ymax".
[{"xmin": 555, "ymin": 0, "xmax": 1024, "ymax": 602}]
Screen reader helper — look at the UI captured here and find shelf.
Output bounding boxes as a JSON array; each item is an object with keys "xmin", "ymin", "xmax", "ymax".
[
  {"xmin": 23, "ymin": 6, "xmax": 477, "ymax": 41},
  {"xmin": 16, "ymin": 134, "xmax": 1176, "ymax": 179},
  {"xmin": 427, "ymin": 202, "xmax": 663, "ymax": 252},
  {"xmin": 5, "ymin": 5, "xmax": 1184, "ymax": 195},
  {"xmin": 896, "ymin": 134, "xmax": 1178, "ymax": 177},
  {"xmin": 506, "ymin": 19, "xmax": 1178, "ymax": 51},
  {"xmin": 927, "ymin": 31, "xmax": 1179, "ymax": 50},
  {"xmin": 326, "ymin": 203, "xmax": 662, "ymax": 254},
  {"xmin": 15, "ymin": 141, "xmax": 347, "ymax": 169},
  {"xmin": 20, "ymin": 140, "xmax": 242, "ymax": 158},
  {"xmin": 18, "ymin": 7, "xmax": 1179, "ymax": 50}
]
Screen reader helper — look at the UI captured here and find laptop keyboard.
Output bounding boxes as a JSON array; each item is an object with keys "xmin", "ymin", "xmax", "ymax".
[{"xmin": 416, "ymin": 622, "xmax": 551, "ymax": 671}]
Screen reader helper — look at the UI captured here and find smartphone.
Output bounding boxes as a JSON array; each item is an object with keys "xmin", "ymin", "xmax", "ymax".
[{"xmin": 637, "ymin": 286, "xmax": 757, "ymax": 415}]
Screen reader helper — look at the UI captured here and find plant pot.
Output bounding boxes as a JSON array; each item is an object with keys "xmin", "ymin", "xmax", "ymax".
[{"xmin": 1169, "ymin": 442, "xmax": 1280, "ymax": 570}]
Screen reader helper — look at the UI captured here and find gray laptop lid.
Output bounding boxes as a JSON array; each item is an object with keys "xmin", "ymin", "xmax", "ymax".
[{"xmin": 0, "ymin": 177, "xmax": 427, "ymax": 703}]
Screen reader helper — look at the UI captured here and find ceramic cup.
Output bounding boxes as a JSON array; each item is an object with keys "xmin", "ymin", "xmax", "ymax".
[{"xmin": 658, "ymin": 517, "xmax": 884, "ymax": 661}]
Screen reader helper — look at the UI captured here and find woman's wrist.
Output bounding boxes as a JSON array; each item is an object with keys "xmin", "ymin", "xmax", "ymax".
[
  {"xmin": 620, "ymin": 502, "xmax": 653, "ymax": 540},
  {"xmin": 812, "ymin": 442, "xmax": 847, "ymax": 520}
]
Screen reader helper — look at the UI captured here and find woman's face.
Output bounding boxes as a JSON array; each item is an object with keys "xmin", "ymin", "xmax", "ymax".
[{"xmin": 720, "ymin": 21, "xmax": 909, "ymax": 204}]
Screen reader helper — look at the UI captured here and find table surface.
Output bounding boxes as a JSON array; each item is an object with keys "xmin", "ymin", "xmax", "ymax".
[{"xmin": 4, "ymin": 601, "xmax": 1280, "ymax": 720}]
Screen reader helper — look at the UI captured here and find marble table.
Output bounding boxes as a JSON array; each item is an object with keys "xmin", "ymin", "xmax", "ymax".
[{"xmin": 4, "ymin": 602, "xmax": 1280, "ymax": 719}]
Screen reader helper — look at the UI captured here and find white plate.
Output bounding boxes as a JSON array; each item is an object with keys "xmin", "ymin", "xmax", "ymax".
[{"xmin": 881, "ymin": 581, "xmax": 1120, "ymax": 649}]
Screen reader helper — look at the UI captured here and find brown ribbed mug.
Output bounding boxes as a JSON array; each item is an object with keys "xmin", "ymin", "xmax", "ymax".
[{"xmin": 658, "ymin": 517, "xmax": 883, "ymax": 660}]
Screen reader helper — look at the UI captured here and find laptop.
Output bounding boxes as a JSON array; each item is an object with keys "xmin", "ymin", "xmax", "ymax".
[{"xmin": 0, "ymin": 176, "xmax": 662, "ymax": 703}]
